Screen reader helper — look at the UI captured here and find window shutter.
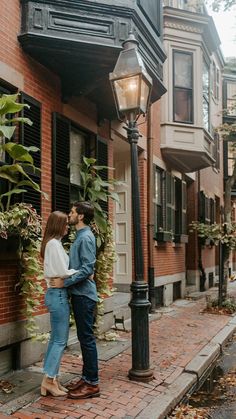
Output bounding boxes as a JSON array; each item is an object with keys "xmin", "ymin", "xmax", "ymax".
[
  {"xmin": 205, "ymin": 196, "xmax": 211, "ymax": 224},
  {"xmin": 210, "ymin": 198, "xmax": 216, "ymax": 224},
  {"xmin": 166, "ymin": 172, "xmax": 175, "ymax": 232},
  {"xmin": 213, "ymin": 132, "xmax": 220, "ymax": 171},
  {"xmin": 20, "ymin": 94, "xmax": 41, "ymax": 214},
  {"xmin": 199, "ymin": 191, "xmax": 206, "ymax": 222},
  {"xmin": 52, "ymin": 113, "xmax": 70, "ymax": 213},
  {"xmin": 96, "ymin": 136, "xmax": 108, "ymax": 213},
  {"xmin": 181, "ymin": 180, "xmax": 187, "ymax": 234}
]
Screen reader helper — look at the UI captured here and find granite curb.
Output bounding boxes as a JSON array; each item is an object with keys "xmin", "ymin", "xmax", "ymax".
[{"xmin": 136, "ymin": 313, "xmax": 236, "ymax": 419}]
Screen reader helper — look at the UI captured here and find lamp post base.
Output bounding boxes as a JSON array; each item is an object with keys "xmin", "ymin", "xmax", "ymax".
[
  {"xmin": 129, "ymin": 281, "xmax": 153, "ymax": 382},
  {"xmin": 128, "ymin": 368, "xmax": 153, "ymax": 382}
]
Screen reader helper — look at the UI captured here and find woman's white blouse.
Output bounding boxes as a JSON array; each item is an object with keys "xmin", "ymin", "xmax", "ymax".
[{"xmin": 44, "ymin": 238, "xmax": 78, "ymax": 287}]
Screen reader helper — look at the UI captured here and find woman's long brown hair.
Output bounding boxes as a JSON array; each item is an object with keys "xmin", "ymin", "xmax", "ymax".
[{"xmin": 40, "ymin": 211, "xmax": 68, "ymax": 259}]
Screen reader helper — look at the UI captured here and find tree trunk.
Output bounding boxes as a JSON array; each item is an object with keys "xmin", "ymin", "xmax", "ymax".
[{"xmin": 221, "ymin": 160, "xmax": 236, "ymax": 304}]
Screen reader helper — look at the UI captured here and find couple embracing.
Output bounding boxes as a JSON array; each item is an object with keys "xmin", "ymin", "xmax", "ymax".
[{"xmin": 40, "ymin": 202, "xmax": 99, "ymax": 399}]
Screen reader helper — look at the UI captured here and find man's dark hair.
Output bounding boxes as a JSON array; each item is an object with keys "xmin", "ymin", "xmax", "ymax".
[{"xmin": 73, "ymin": 201, "xmax": 94, "ymax": 225}]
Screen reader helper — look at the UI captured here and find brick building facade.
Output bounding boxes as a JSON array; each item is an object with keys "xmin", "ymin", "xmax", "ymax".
[{"xmin": 0, "ymin": 0, "xmax": 232, "ymax": 375}]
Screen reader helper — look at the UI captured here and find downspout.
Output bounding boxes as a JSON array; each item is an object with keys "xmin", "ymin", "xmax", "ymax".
[
  {"xmin": 197, "ymin": 170, "xmax": 206, "ymax": 291},
  {"xmin": 147, "ymin": 105, "xmax": 155, "ymax": 312}
]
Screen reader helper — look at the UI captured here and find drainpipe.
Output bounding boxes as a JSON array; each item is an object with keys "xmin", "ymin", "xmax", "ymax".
[
  {"xmin": 147, "ymin": 105, "xmax": 155, "ymax": 312},
  {"xmin": 197, "ymin": 170, "xmax": 206, "ymax": 291}
]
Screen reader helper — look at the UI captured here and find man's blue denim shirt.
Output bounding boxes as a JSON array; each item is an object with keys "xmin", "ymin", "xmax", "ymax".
[{"xmin": 63, "ymin": 226, "xmax": 98, "ymax": 302}]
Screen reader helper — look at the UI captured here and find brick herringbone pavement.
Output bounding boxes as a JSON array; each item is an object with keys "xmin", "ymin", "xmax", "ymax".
[{"xmin": 10, "ymin": 287, "xmax": 235, "ymax": 419}]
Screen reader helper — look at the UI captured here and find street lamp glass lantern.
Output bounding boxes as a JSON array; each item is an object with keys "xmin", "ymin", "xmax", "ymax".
[{"xmin": 110, "ymin": 34, "xmax": 153, "ymax": 120}]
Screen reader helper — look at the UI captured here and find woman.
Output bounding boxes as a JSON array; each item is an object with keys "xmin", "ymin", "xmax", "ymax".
[{"xmin": 40, "ymin": 211, "xmax": 78, "ymax": 397}]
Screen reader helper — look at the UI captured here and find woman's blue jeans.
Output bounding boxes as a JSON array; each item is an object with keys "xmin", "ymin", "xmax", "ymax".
[
  {"xmin": 71, "ymin": 295, "xmax": 99, "ymax": 385},
  {"xmin": 43, "ymin": 288, "xmax": 70, "ymax": 378}
]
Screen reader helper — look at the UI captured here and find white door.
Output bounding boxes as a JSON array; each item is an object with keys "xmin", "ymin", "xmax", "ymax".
[{"xmin": 113, "ymin": 142, "xmax": 132, "ymax": 291}]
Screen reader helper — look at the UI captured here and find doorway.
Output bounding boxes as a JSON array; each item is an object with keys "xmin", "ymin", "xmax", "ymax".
[{"xmin": 113, "ymin": 137, "xmax": 132, "ymax": 292}]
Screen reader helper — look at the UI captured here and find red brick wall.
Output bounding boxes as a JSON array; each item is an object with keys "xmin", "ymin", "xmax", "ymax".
[
  {"xmin": 0, "ymin": 1, "xmax": 108, "ymax": 325},
  {"xmin": 154, "ymin": 243, "xmax": 185, "ymax": 276},
  {"xmin": 0, "ymin": 260, "xmax": 22, "ymax": 324}
]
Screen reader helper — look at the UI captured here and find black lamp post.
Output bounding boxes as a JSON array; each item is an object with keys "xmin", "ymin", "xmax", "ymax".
[{"xmin": 110, "ymin": 33, "xmax": 153, "ymax": 382}]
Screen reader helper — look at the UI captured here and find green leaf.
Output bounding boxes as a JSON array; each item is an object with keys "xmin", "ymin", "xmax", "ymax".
[
  {"xmin": 0, "ymin": 169, "xmax": 18, "ymax": 183},
  {"xmin": 94, "ymin": 212, "xmax": 107, "ymax": 233},
  {"xmin": 17, "ymin": 180, "xmax": 40, "ymax": 191},
  {"xmin": 6, "ymin": 117, "xmax": 32, "ymax": 126},
  {"xmin": 108, "ymin": 191, "xmax": 119, "ymax": 202},
  {"xmin": 0, "ymin": 101, "xmax": 27, "ymax": 116},
  {"xmin": 93, "ymin": 165, "xmax": 114, "ymax": 171},
  {"xmin": 96, "ymin": 236, "xmax": 102, "ymax": 248},
  {"xmin": 0, "ymin": 93, "xmax": 19, "ymax": 104},
  {"xmin": 0, "ymin": 125, "xmax": 16, "ymax": 139},
  {"xmin": 3, "ymin": 143, "xmax": 34, "ymax": 163},
  {"xmin": 23, "ymin": 145, "xmax": 39, "ymax": 153},
  {"xmin": 0, "ymin": 188, "xmax": 27, "ymax": 198},
  {"xmin": 83, "ymin": 156, "xmax": 96, "ymax": 166}
]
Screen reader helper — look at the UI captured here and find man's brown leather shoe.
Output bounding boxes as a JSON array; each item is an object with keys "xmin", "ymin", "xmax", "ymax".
[
  {"xmin": 68, "ymin": 382, "xmax": 100, "ymax": 399},
  {"xmin": 66, "ymin": 378, "xmax": 84, "ymax": 392}
]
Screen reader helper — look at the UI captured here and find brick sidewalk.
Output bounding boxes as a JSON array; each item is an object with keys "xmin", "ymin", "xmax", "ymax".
[{"xmin": 7, "ymin": 288, "xmax": 235, "ymax": 419}]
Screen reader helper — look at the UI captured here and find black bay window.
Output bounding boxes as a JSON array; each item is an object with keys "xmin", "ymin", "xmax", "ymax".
[{"xmin": 173, "ymin": 51, "xmax": 193, "ymax": 124}]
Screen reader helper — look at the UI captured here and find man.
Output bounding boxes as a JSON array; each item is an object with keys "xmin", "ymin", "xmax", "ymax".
[{"xmin": 50, "ymin": 201, "xmax": 99, "ymax": 399}]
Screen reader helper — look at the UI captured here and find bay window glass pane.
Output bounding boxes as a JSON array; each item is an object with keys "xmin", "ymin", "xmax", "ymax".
[
  {"xmin": 154, "ymin": 170, "xmax": 161, "ymax": 205},
  {"xmin": 174, "ymin": 52, "xmax": 192, "ymax": 88},
  {"xmin": 174, "ymin": 89, "xmax": 192, "ymax": 122},
  {"xmin": 202, "ymin": 60, "xmax": 210, "ymax": 131},
  {"xmin": 70, "ymin": 129, "xmax": 85, "ymax": 186},
  {"xmin": 203, "ymin": 98, "xmax": 209, "ymax": 131},
  {"xmin": 203, "ymin": 61, "xmax": 209, "ymax": 96},
  {"xmin": 173, "ymin": 51, "xmax": 193, "ymax": 123},
  {"xmin": 227, "ymin": 83, "xmax": 236, "ymax": 115},
  {"xmin": 154, "ymin": 168, "xmax": 163, "ymax": 231}
]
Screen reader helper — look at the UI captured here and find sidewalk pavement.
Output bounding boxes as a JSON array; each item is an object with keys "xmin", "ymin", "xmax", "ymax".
[{"xmin": 1, "ymin": 283, "xmax": 236, "ymax": 419}]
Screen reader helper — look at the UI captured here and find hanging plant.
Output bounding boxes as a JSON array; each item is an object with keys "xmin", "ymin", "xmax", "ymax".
[
  {"xmin": 190, "ymin": 221, "xmax": 236, "ymax": 249},
  {"xmin": 0, "ymin": 203, "xmax": 45, "ymax": 339},
  {"xmin": 0, "ymin": 94, "xmax": 46, "ymax": 340}
]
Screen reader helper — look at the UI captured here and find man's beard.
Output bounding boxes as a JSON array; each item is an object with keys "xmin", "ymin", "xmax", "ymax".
[{"xmin": 69, "ymin": 215, "xmax": 79, "ymax": 226}]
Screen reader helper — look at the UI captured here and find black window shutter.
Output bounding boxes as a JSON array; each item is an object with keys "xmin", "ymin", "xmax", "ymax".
[
  {"xmin": 205, "ymin": 196, "xmax": 211, "ymax": 224},
  {"xmin": 52, "ymin": 113, "xmax": 70, "ymax": 213},
  {"xmin": 166, "ymin": 172, "xmax": 175, "ymax": 232},
  {"xmin": 210, "ymin": 198, "xmax": 216, "ymax": 224},
  {"xmin": 20, "ymin": 94, "xmax": 41, "ymax": 215},
  {"xmin": 96, "ymin": 136, "xmax": 108, "ymax": 213},
  {"xmin": 199, "ymin": 191, "xmax": 206, "ymax": 222},
  {"xmin": 181, "ymin": 181, "xmax": 187, "ymax": 234}
]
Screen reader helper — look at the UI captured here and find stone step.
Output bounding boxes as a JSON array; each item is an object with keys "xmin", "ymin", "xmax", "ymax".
[{"xmin": 185, "ymin": 285, "xmax": 198, "ymax": 296}]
